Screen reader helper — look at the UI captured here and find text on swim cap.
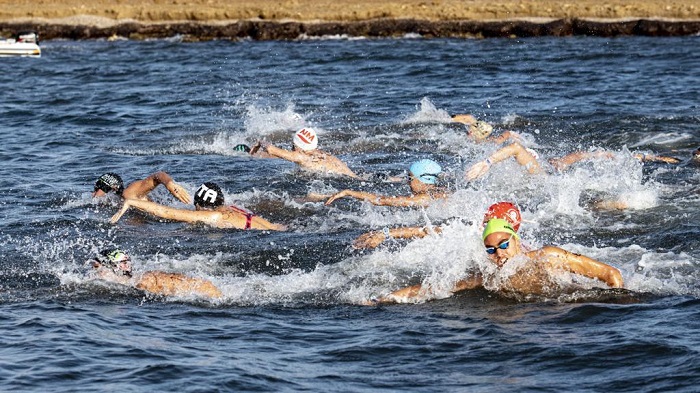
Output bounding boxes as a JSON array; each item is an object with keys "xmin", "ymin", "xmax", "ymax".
[
  {"xmin": 197, "ymin": 184, "xmax": 219, "ymax": 204},
  {"xmin": 297, "ymin": 129, "xmax": 315, "ymax": 144}
]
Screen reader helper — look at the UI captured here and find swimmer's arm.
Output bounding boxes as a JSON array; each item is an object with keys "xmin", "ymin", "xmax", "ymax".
[
  {"xmin": 466, "ymin": 142, "xmax": 541, "ymax": 180},
  {"xmin": 633, "ymin": 153, "xmax": 681, "ymax": 164},
  {"xmin": 110, "ymin": 199, "xmax": 221, "ymax": 226},
  {"xmin": 369, "ymin": 276, "xmax": 482, "ymax": 304},
  {"xmin": 487, "ymin": 130, "xmax": 521, "ymax": 145},
  {"xmin": 548, "ymin": 151, "xmax": 615, "ymax": 172},
  {"xmin": 325, "ymin": 190, "xmax": 433, "ymax": 207},
  {"xmin": 263, "ymin": 144, "xmax": 304, "ymax": 164},
  {"xmin": 249, "ymin": 216, "xmax": 287, "ymax": 231},
  {"xmin": 123, "ymin": 171, "xmax": 191, "ymax": 204},
  {"xmin": 452, "ymin": 114, "xmax": 477, "ymax": 125},
  {"xmin": 536, "ymin": 246, "xmax": 624, "ymax": 288},
  {"xmin": 353, "ymin": 226, "xmax": 443, "ymax": 249}
]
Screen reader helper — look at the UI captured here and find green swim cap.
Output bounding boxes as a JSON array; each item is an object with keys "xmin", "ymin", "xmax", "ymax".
[{"xmin": 482, "ymin": 218, "xmax": 519, "ymax": 241}]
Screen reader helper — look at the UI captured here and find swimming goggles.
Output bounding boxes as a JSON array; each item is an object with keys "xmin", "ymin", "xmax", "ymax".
[
  {"xmin": 94, "ymin": 179, "xmax": 113, "ymax": 193},
  {"xmin": 485, "ymin": 236, "xmax": 512, "ymax": 254}
]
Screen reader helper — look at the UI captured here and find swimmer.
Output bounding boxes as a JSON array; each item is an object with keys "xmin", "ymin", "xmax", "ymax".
[
  {"xmin": 325, "ymin": 159, "xmax": 450, "ymax": 208},
  {"xmin": 693, "ymin": 147, "xmax": 700, "ymax": 164},
  {"xmin": 353, "ymin": 201, "xmax": 522, "ymax": 249},
  {"xmin": 90, "ymin": 249, "xmax": 222, "ymax": 299},
  {"xmin": 110, "ymin": 182, "xmax": 286, "ymax": 231},
  {"xmin": 368, "ymin": 217, "xmax": 623, "ymax": 304},
  {"xmin": 92, "ymin": 172, "xmax": 191, "ymax": 204},
  {"xmin": 467, "ymin": 144, "xmax": 682, "ymax": 181},
  {"xmin": 452, "ymin": 115, "xmax": 522, "ymax": 144},
  {"xmin": 251, "ymin": 128, "xmax": 362, "ymax": 179}
]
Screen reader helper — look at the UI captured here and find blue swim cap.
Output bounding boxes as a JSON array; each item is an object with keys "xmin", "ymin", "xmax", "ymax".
[{"xmin": 409, "ymin": 159, "xmax": 442, "ymax": 185}]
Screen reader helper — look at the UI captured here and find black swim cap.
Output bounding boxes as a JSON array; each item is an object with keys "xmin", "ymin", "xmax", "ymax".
[
  {"xmin": 234, "ymin": 144, "xmax": 251, "ymax": 153},
  {"xmin": 194, "ymin": 182, "xmax": 225, "ymax": 209},
  {"xmin": 94, "ymin": 173, "xmax": 124, "ymax": 195}
]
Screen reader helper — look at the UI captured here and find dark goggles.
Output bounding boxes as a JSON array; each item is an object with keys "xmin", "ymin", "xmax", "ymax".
[{"xmin": 94, "ymin": 179, "xmax": 113, "ymax": 194}]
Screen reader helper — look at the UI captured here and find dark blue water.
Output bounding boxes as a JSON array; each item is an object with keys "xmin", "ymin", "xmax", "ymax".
[{"xmin": 1, "ymin": 35, "xmax": 699, "ymax": 391}]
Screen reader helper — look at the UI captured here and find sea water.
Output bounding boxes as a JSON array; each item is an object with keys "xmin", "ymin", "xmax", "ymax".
[{"xmin": 1, "ymin": 35, "xmax": 699, "ymax": 391}]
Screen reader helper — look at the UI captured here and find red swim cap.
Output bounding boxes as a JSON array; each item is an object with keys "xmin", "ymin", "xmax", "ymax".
[{"xmin": 483, "ymin": 201, "xmax": 521, "ymax": 232}]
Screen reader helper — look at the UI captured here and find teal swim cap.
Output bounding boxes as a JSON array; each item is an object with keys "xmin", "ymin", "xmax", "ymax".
[
  {"xmin": 482, "ymin": 218, "xmax": 519, "ymax": 241},
  {"xmin": 233, "ymin": 144, "xmax": 251, "ymax": 153},
  {"xmin": 409, "ymin": 159, "xmax": 442, "ymax": 185}
]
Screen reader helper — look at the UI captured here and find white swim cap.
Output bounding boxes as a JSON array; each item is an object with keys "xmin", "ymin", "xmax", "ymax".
[{"xmin": 293, "ymin": 128, "xmax": 318, "ymax": 151}]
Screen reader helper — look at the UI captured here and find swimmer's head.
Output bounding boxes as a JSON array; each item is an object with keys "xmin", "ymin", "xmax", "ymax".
[
  {"xmin": 468, "ymin": 121, "xmax": 494, "ymax": 141},
  {"xmin": 93, "ymin": 249, "xmax": 132, "ymax": 277},
  {"xmin": 693, "ymin": 147, "xmax": 700, "ymax": 163},
  {"xmin": 482, "ymin": 219, "xmax": 519, "ymax": 266},
  {"xmin": 483, "ymin": 202, "xmax": 522, "ymax": 232},
  {"xmin": 293, "ymin": 128, "xmax": 318, "ymax": 151},
  {"xmin": 482, "ymin": 218, "xmax": 519, "ymax": 241},
  {"xmin": 194, "ymin": 182, "xmax": 225, "ymax": 209},
  {"xmin": 409, "ymin": 159, "xmax": 442, "ymax": 185},
  {"xmin": 94, "ymin": 173, "xmax": 124, "ymax": 196},
  {"xmin": 233, "ymin": 144, "xmax": 251, "ymax": 153}
]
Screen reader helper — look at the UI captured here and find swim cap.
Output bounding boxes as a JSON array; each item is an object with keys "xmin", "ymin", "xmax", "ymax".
[
  {"xmin": 482, "ymin": 218, "xmax": 519, "ymax": 241},
  {"xmin": 94, "ymin": 249, "xmax": 132, "ymax": 276},
  {"xmin": 293, "ymin": 128, "xmax": 318, "ymax": 151},
  {"xmin": 194, "ymin": 182, "xmax": 224, "ymax": 209},
  {"xmin": 469, "ymin": 121, "xmax": 494, "ymax": 141},
  {"xmin": 94, "ymin": 173, "xmax": 124, "ymax": 195},
  {"xmin": 233, "ymin": 144, "xmax": 251, "ymax": 153},
  {"xmin": 409, "ymin": 159, "xmax": 442, "ymax": 185},
  {"xmin": 483, "ymin": 202, "xmax": 521, "ymax": 232},
  {"xmin": 526, "ymin": 147, "xmax": 540, "ymax": 160}
]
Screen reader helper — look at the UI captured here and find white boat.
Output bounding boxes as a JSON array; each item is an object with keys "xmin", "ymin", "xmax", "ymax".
[{"xmin": 0, "ymin": 32, "xmax": 41, "ymax": 57}]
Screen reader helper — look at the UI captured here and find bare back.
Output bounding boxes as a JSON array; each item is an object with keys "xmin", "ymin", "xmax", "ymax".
[{"xmin": 137, "ymin": 271, "xmax": 222, "ymax": 298}]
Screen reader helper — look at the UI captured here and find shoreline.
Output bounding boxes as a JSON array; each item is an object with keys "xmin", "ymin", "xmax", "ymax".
[
  {"xmin": 1, "ymin": 0, "xmax": 699, "ymax": 40},
  {"xmin": 2, "ymin": 17, "xmax": 700, "ymax": 41}
]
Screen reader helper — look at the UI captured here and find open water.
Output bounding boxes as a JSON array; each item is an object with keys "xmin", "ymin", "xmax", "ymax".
[{"xmin": 1, "ymin": 35, "xmax": 699, "ymax": 392}]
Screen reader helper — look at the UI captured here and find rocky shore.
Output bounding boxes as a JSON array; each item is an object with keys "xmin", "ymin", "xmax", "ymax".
[{"xmin": 1, "ymin": 0, "xmax": 699, "ymax": 40}]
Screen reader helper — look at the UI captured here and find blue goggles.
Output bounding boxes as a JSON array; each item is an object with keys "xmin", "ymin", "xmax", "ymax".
[{"xmin": 485, "ymin": 236, "xmax": 512, "ymax": 254}]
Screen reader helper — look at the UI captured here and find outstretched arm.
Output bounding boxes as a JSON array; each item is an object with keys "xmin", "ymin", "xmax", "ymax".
[
  {"xmin": 535, "ymin": 246, "xmax": 624, "ymax": 288},
  {"xmin": 326, "ymin": 190, "xmax": 435, "ymax": 207},
  {"xmin": 353, "ymin": 226, "xmax": 442, "ymax": 249},
  {"xmin": 369, "ymin": 276, "xmax": 483, "ymax": 305},
  {"xmin": 122, "ymin": 171, "xmax": 192, "ymax": 204},
  {"xmin": 487, "ymin": 130, "xmax": 522, "ymax": 145},
  {"xmin": 548, "ymin": 151, "xmax": 615, "ymax": 172},
  {"xmin": 110, "ymin": 199, "xmax": 220, "ymax": 226},
  {"xmin": 633, "ymin": 153, "xmax": 681, "ymax": 164},
  {"xmin": 466, "ymin": 142, "xmax": 542, "ymax": 180},
  {"xmin": 263, "ymin": 144, "xmax": 304, "ymax": 164}
]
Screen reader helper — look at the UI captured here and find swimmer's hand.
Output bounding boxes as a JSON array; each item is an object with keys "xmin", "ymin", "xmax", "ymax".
[
  {"xmin": 109, "ymin": 201, "xmax": 132, "ymax": 224},
  {"xmin": 166, "ymin": 181, "xmax": 192, "ymax": 204},
  {"xmin": 452, "ymin": 114, "xmax": 477, "ymax": 125},
  {"xmin": 325, "ymin": 190, "xmax": 350, "ymax": 205},
  {"xmin": 250, "ymin": 140, "xmax": 270, "ymax": 155},
  {"xmin": 249, "ymin": 141, "xmax": 261, "ymax": 155},
  {"xmin": 466, "ymin": 160, "xmax": 491, "ymax": 180},
  {"xmin": 353, "ymin": 231, "xmax": 387, "ymax": 249}
]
